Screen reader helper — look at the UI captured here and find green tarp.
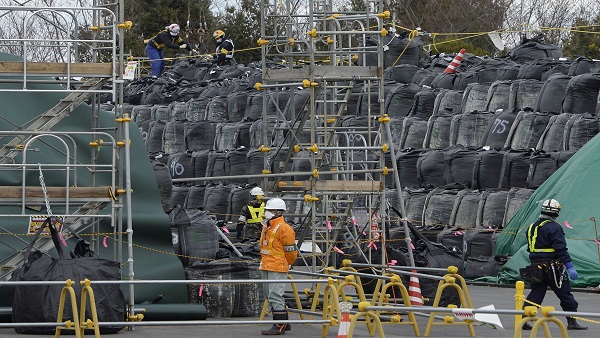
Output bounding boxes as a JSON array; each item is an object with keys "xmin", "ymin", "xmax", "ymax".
[
  {"xmin": 0, "ymin": 52, "xmax": 187, "ymax": 306},
  {"xmin": 490, "ymin": 133, "xmax": 600, "ymax": 287}
]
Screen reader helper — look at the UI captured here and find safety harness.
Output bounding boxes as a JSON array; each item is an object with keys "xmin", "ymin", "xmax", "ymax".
[
  {"xmin": 215, "ymin": 38, "xmax": 234, "ymax": 59},
  {"xmin": 527, "ymin": 219, "xmax": 565, "ymax": 288},
  {"xmin": 527, "ymin": 220, "xmax": 555, "ymax": 253},
  {"xmin": 246, "ymin": 202, "xmax": 264, "ymax": 224}
]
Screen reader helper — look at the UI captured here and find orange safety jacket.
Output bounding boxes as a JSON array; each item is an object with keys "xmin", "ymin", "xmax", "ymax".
[{"xmin": 259, "ymin": 216, "xmax": 297, "ymax": 273}]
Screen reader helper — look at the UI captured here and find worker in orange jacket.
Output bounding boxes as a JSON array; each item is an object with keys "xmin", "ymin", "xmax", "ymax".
[{"xmin": 259, "ymin": 198, "xmax": 297, "ymax": 335}]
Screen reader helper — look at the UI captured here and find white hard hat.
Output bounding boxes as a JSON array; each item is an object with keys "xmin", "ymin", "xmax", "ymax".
[
  {"xmin": 541, "ymin": 199, "xmax": 561, "ymax": 214},
  {"xmin": 167, "ymin": 24, "xmax": 180, "ymax": 36},
  {"xmin": 265, "ymin": 198, "xmax": 286, "ymax": 211},
  {"xmin": 250, "ymin": 187, "xmax": 264, "ymax": 196}
]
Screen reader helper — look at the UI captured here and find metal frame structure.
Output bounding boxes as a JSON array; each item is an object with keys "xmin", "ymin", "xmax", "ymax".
[
  {"xmin": 0, "ymin": 0, "xmax": 135, "ymax": 313},
  {"xmin": 258, "ymin": 0, "xmax": 415, "ymax": 271}
]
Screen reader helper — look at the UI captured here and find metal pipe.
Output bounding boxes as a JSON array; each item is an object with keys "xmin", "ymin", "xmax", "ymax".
[
  {"xmin": 386, "ymin": 268, "xmax": 445, "ymax": 280},
  {"xmin": 172, "ymin": 167, "xmax": 392, "ymax": 183},
  {"xmin": 325, "ymin": 268, "xmax": 391, "ymax": 280},
  {"xmin": 0, "ymin": 319, "xmax": 331, "ymax": 328},
  {"xmin": 387, "ymin": 265, "xmax": 452, "ymax": 273},
  {"xmin": 18, "ymin": 278, "xmax": 334, "ymax": 285}
]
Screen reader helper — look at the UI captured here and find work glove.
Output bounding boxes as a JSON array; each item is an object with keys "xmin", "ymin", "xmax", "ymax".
[
  {"xmin": 565, "ymin": 262, "xmax": 578, "ymax": 280},
  {"xmin": 179, "ymin": 44, "xmax": 187, "ymax": 49}
]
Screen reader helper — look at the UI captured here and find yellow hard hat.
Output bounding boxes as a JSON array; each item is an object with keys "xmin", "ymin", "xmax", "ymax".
[{"xmin": 213, "ymin": 30, "xmax": 225, "ymax": 40}]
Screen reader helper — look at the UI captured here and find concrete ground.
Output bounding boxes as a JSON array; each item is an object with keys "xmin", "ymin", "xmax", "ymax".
[{"xmin": 1, "ymin": 284, "xmax": 600, "ymax": 337}]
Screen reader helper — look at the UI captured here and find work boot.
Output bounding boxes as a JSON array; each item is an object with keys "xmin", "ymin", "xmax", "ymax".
[
  {"xmin": 261, "ymin": 310, "xmax": 287, "ymax": 335},
  {"xmin": 283, "ymin": 311, "xmax": 291, "ymax": 331},
  {"xmin": 566, "ymin": 317, "xmax": 588, "ymax": 330},
  {"xmin": 522, "ymin": 322, "xmax": 532, "ymax": 330}
]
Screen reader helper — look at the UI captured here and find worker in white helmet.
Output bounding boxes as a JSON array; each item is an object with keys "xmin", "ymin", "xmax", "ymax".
[
  {"xmin": 236, "ymin": 186, "xmax": 265, "ymax": 240},
  {"xmin": 521, "ymin": 199, "xmax": 587, "ymax": 330},
  {"xmin": 145, "ymin": 23, "xmax": 196, "ymax": 78},
  {"xmin": 259, "ymin": 198, "xmax": 297, "ymax": 335}
]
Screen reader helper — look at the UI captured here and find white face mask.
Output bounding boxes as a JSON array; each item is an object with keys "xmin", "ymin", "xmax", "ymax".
[{"xmin": 264, "ymin": 210, "xmax": 275, "ymax": 220}]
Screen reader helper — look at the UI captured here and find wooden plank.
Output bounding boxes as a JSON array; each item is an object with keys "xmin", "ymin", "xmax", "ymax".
[
  {"xmin": 0, "ymin": 62, "xmax": 113, "ymax": 77},
  {"xmin": 263, "ymin": 66, "xmax": 379, "ymax": 81},
  {"xmin": 0, "ymin": 186, "xmax": 113, "ymax": 199},
  {"xmin": 274, "ymin": 180, "xmax": 382, "ymax": 192},
  {"xmin": 309, "ymin": 180, "xmax": 382, "ymax": 192}
]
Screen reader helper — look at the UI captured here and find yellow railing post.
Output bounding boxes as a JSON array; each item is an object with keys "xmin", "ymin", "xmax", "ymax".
[{"xmin": 55, "ymin": 279, "xmax": 82, "ymax": 338}]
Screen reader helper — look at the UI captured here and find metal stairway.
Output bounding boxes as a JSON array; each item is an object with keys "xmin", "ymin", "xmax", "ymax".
[{"xmin": 0, "ymin": 79, "xmax": 108, "ymax": 164}]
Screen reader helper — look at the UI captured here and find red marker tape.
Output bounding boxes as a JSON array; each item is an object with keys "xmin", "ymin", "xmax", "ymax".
[
  {"xmin": 352, "ymin": 217, "xmax": 358, "ymax": 226},
  {"xmin": 410, "ymin": 242, "xmax": 415, "ymax": 250},
  {"xmin": 595, "ymin": 239, "xmax": 600, "ymax": 245},
  {"xmin": 333, "ymin": 246, "xmax": 344, "ymax": 254},
  {"xmin": 327, "ymin": 221, "xmax": 332, "ymax": 231},
  {"xmin": 564, "ymin": 221, "xmax": 573, "ymax": 229},
  {"xmin": 59, "ymin": 234, "xmax": 67, "ymax": 246},
  {"xmin": 199, "ymin": 285, "xmax": 204, "ymax": 297},
  {"xmin": 390, "ymin": 260, "xmax": 397, "ymax": 266},
  {"xmin": 222, "ymin": 226, "xmax": 230, "ymax": 233},
  {"xmin": 103, "ymin": 236, "xmax": 108, "ymax": 248}
]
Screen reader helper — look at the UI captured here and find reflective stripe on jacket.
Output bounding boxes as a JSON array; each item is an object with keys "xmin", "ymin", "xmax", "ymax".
[
  {"xmin": 527, "ymin": 220, "xmax": 555, "ymax": 253},
  {"xmin": 259, "ymin": 216, "xmax": 297, "ymax": 273}
]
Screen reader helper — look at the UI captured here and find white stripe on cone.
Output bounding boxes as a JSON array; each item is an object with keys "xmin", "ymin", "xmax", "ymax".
[
  {"xmin": 443, "ymin": 48, "xmax": 466, "ymax": 74},
  {"xmin": 408, "ymin": 272, "xmax": 424, "ymax": 306},
  {"xmin": 337, "ymin": 311, "xmax": 350, "ymax": 338}
]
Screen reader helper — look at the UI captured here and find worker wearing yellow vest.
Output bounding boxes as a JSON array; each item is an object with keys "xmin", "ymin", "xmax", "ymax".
[
  {"xmin": 259, "ymin": 198, "xmax": 297, "ymax": 335},
  {"xmin": 237, "ymin": 187, "xmax": 265, "ymax": 240},
  {"xmin": 522, "ymin": 199, "xmax": 587, "ymax": 330}
]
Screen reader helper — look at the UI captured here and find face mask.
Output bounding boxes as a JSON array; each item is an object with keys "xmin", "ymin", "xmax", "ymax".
[{"xmin": 264, "ymin": 210, "xmax": 275, "ymax": 220}]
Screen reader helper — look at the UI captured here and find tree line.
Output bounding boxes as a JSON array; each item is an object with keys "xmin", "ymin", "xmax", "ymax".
[{"xmin": 0, "ymin": 0, "xmax": 598, "ymax": 63}]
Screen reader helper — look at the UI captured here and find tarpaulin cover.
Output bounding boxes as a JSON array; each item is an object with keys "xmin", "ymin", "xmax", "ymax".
[
  {"xmin": 0, "ymin": 52, "xmax": 187, "ymax": 306},
  {"xmin": 485, "ymin": 132, "xmax": 600, "ymax": 287}
]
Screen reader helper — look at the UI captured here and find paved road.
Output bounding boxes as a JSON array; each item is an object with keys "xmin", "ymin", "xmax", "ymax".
[{"xmin": 1, "ymin": 284, "xmax": 599, "ymax": 337}]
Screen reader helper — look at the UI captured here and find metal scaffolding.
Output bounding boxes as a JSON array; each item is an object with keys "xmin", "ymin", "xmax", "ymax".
[
  {"xmin": 0, "ymin": 0, "xmax": 134, "ymax": 310},
  {"xmin": 258, "ymin": 0, "xmax": 415, "ymax": 271}
]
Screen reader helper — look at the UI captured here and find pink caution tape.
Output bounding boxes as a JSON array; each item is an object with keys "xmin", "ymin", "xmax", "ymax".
[
  {"xmin": 410, "ymin": 242, "xmax": 415, "ymax": 250},
  {"xmin": 327, "ymin": 221, "xmax": 332, "ymax": 231},
  {"xmin": 352, "ymin": 217, "xmax": 358, "ymax": 226},
  {"xmin": 367, "ymin": 241, "xmax": 378, "ymax": 250},
  {"xmin": 199, "ymin": 285, "xmax": 204, "ymax": 297},
  {"xmin": 59, "ymin": 234, "xmax": 67, "ymax": 246},
  {"xmin": 595, "ymin": 239, "xmax": 600, "ymax": 245},
  {"xmin": 333, "ymin": 246, "xmax": 344, "ymax": 254},
  {"xmin": 103, "ymin": 236, "xmax": 108, "ymax": 248},
  {"xmin": 390, "ymin": 260, "xmax": 397, "ymax": 266},
  {"xmin": 222, "ymin": 226, "xmax": 230, "ymax": 233},
  {"xmin": 564, "ymin": 221, "xmax": 573, "ymax": 229}
]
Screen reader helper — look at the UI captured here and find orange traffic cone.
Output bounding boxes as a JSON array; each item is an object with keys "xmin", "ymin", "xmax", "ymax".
[
  {"xmin": 443, "ymin": 48, "xmax": 466, "ymax": 74},
  {"xmin": 337, "ymin": 302, "xmax": 352, "ymax": 338},
  {"xmin": 408, "ymin": 270, "xmax": 424, "ymax": 306}
]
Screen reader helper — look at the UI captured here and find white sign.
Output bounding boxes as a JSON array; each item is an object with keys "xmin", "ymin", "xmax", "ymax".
[{"xmin": 123, "ymin": 61, "xmax": 138, "ymax": 80}]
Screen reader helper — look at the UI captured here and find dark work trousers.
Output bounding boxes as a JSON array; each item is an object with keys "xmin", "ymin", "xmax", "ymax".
[{"xmin": 526, "ymin": 265, "xmax": 578, "ymax": 311}]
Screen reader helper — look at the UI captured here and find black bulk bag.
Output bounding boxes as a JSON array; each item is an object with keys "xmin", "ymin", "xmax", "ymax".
[{"xmin": 11, "ymin": 217, "xmax": 125, "ymax": 334}]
